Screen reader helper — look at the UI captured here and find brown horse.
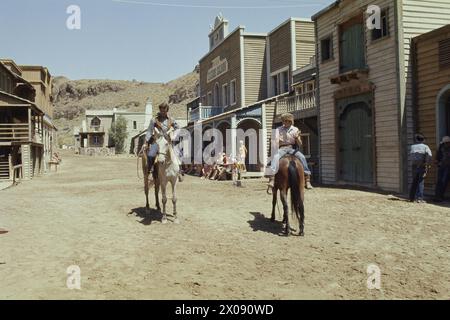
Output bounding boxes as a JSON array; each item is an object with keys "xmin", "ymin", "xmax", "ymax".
[{"xmin": 269, "ymin": 155, "xmax": 305, "ymax": 236}]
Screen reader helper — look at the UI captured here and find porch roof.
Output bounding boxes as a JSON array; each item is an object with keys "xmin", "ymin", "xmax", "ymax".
[{"xmin": 0, "ymin": 90, "xmax": 44, "ymax": 115}]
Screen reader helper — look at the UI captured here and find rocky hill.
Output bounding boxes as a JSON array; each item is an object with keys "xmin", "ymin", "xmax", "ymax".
[{"xmin": 53, "ymin": 68, "xmax": 199, "ymax": 145}]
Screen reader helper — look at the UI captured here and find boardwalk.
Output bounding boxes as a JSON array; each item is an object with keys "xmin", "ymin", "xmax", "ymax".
[{"xmin": 0, "ymin": 152, "xmax": 449, "ymax": 299}]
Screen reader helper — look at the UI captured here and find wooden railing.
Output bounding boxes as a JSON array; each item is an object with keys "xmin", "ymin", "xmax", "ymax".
[
  {"xmin": 0, "ymin": 123, "xmax": 30, "ymax": 142},
  {"xmin": 188, "ymin": 105, "xmax": 224, "ymax": 123},
  {"xmin": 80, "ymin": 126, "xmax": 105, "ymax": 133},
  {"xmin": 275, "ymin": 90, "xmax": 317, "ymax": 115}
]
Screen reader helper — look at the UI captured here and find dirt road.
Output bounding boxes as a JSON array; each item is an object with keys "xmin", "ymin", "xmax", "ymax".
[{"xmin": 0, "ymin": 152, "xmax": 449, "ymax": 299}]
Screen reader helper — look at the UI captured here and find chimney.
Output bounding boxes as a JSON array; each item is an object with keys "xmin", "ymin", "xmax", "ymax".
[{"xmin": 144, "ymin": 98, "xmax": 153, "ymax": 128}]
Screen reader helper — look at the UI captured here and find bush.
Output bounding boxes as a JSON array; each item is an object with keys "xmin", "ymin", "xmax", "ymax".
[{"xmin": 110, "ymin": 116, "xmax": 128, "ymax": 153}]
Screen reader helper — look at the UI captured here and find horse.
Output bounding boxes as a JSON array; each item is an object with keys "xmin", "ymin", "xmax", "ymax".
[
  {"xmin": 269, "ymin": 155, "xmax": 305, "ymax": 236},
  {"xmin": 141, "ymin": 127, "xmax": 179, "ymax": 224}
]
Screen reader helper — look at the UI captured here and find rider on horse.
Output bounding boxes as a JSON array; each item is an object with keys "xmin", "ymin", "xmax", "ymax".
[
  {"xmin": 266, "ymin": 113, "xmax": 313, "ymax": 190},
  {"xmin": 143, "ymin": 102, "xmax": 181, "ymax": 178}
]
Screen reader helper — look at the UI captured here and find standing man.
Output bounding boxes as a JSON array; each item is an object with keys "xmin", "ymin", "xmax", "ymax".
[
  {"xmin": 143, "ymin": 102, "xmax": 182, "ymax": 180},
  {"xmin": 409, "ymin": 133, "xmax": 433, "ymax": 203},
  {"xmin": 434, "ymin": 136, "xmax": 450, "ymax": 202},
  {"xmin": 266, "ymin": 113, "xmax": 313, "ymax": 190}
]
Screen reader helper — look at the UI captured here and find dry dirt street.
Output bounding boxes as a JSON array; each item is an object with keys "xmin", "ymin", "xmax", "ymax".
[{"xmin": 0, "ymin": 151, "xmax": 449, "ymax": 299}]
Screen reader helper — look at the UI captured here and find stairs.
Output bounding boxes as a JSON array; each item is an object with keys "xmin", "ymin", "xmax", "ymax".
[{"xmin": 0, "ymin": 161, "xmax": 10, "ymax": 180}]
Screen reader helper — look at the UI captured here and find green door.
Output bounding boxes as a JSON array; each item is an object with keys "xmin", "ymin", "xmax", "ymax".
[
  {"xmin": 340, "ymin": 22, "xmax": 366, "ymax": 73},
  {"xmin": 338, "ymin": 100, "xmax": 373, "ymax": 184}
]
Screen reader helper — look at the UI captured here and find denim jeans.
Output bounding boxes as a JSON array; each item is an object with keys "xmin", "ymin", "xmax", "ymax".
[
  {"xmin": 409, "ymin": 165, "xmax": 426, "ymax": 201},
  {"xmin": 435, "ymin": 166, "xmax": 450, "ymax": 200},
  {"xmin": 270, "ymin": 147, "xmax": 311, "ymax": 176}
]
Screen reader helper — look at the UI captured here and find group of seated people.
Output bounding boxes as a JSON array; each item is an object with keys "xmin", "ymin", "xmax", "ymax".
[{"xmin": 182, "ymin": 152, "xmax": 244, "ymax": 181}]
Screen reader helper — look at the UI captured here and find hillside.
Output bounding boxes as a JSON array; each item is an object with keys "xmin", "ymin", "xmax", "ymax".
[{"xmin": 53, "ymin": 68, "xmax": 199, "ymax": 145}]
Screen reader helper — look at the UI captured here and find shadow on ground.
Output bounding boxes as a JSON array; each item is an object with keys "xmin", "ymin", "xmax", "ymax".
[
  {"xmin": 128, "ymin": 207, "xmax": 163, "ymax": 225},
  {"xmin": 248, "ymin": 212, "xmax": 284, "ymax": 235}
]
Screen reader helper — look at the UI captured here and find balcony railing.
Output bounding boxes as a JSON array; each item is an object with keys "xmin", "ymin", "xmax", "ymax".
[
  {"xmin": 188, "ymin": 105, "xmax": 224, "ymax": 123},
  {"xmin": 80, "ymin": 126, "xmax": 105, "ymax": 133},
  {"xmin": 276, "ymin": 90, "xmax": 317, "ymax": 115},
  {"xmin": 0, "ymin": 123, "xmax": 30, "ymax": 142}
]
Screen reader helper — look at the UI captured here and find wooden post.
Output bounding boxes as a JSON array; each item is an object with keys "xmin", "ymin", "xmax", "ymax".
[
  {"xmin": 28, "ymin": 108, "xmax": 32, "ymax": 141},
  {"xmin": 8, "ymin": 154, "xmax": 12, "ymax": 181}
]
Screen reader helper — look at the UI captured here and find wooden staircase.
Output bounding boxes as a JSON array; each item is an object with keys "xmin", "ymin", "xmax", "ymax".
[{"xmin": 0, "ymin": 160, "xmax": 10, "ymax": 181}]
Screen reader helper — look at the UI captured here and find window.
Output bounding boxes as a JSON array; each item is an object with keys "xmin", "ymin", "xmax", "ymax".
[
  {"xmin": 214, "ymin": 83, "xmax": 220, "ymax": 106},
  {"xmin": 271, "ymin": 70, "xmax": 289, "ymax": 96},
  {"xmin": 222, "ymin": 84, "xmax": 229, "ymax": 106},
  {"xmin": 93, "ymin": 136, "xmax": 100, "ymax": 145},
  {"xmin": 207, "ymin": 92, "xmax": 212, "ymax": 106},
  {"xmin": 133, "ymin": 121, "xmax": 137, "ymax": 130},
  {"xmin": 282, "ymin": 71, "xmax": 289, "ymax": 93},
  {"xmin": 230, "ymin": 80, "xmax": 237, "ymax": 105},
  {"xmin": 371, "ymin": 9, "xmax": 389, "ymax": 41},
  {"xmin": 339, "ymin": 15, "xmax": 366, "ymax": 72},
  {"xmin": 321, "ymin": 36, "xmax": 333, "ymax": 62},
  {"xmin": 91, "ymin": 116, "xmax": 101, "ymax": 128},
  {"xmin": 306, "ymin": 81, "xmax": 315, "ymax": 92}
]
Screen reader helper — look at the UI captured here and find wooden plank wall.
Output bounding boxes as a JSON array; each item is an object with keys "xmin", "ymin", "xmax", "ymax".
[
  {"xmin": 401, "ymin": 0, "xmax": 450, "ymax": 190},
  {"xmin": 315, "ymin": 0, "xmax": 401, "ymax": 191},
  {"xmin": 269, "ymin": 22, "xmax": 291, "ymax": 73},
  {"xmin": 295, "ymin": 21, "xmax": 316, "ymax": 68},
  {"xmin": 414, "ymin": 26, "xmax": 450, "ymax": 193},
  {"xmin": 199, "ymin": 29, "xmax": 242, "ymax": 110},
  {"xmin": 244, "ymin": 36, "xmax": 267, "ymax": 105}
]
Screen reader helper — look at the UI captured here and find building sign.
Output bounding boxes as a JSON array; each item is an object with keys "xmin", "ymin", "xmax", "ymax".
[{"xmin": 207, "ymin": 57, "xmax": 228, "ymax": 83}]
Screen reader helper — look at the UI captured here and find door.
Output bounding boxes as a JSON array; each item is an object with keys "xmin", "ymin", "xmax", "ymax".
[{"xmin": 338, "ymin": 101, "xmax": 373, "ymax": 184}]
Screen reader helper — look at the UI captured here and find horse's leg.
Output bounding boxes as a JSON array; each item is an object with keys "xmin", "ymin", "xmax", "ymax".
[
  {"xmin": 271, "ymin": 188, "xmax": 277, "ymax": 222},
  {"xmin": 172, "ymin": 178, "xmax": 179, "ymax": 224},
  {"xmin": 299, "ymin": 177, "xmax": 305, "ymax": 236},
  {"xmin": 280, "ymin": 189, "xmax": 290, "ymax": 235},
  {"xmin": 142, "ymin": 157, "xmax": 150, "ymax": 211},
  {"xmin": 154, "ymin": 178, "xmax": 161, "ymax": 212},
  {"xmin": 161, "ymin": 179, "xmax": 168, "ymax": 224},
  {"xmin": 144, "ymin": 173, "xmax": 150, "ymax": 210}
]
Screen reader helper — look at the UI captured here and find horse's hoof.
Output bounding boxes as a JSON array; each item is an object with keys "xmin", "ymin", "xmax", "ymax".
[
  {"xmin": 173, "ymin": 218, "xmax": 180, "ymax": 224},
  {"xmin": 299, "ymin": 232, "xmax": 305, "ymax": 237},
  {"xmin": 161, "ymin": 218, "xmax": 168, "ymax": 224}
]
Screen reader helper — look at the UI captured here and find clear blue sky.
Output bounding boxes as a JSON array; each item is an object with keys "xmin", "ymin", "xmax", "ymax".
[{"xmin": 0, "ymin": 0, "xmax": 334, "ymax": 82}]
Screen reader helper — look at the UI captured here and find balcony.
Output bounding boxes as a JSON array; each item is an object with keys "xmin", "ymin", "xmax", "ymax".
[
  {"xmin": 0, "ymin": 123, "xmax": 30, "ymax": 143},
  {"xmin": 275, "ymin": 90, "xmax": 317, "ymax": 117},
  {"xmin": 188, "ymin": 105, "xmax": 224, "ymax": 123},
  {"xmin": 80, "ymin": 126, "xmax": 105, "ymax": 134}
]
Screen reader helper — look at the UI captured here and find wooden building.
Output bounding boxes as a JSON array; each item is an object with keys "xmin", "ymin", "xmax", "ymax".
[
  {"xmin": 312, "ymin": 0, "xmax": 450, "ymax": 192},
  {"xmin": 412, "ymin": 24, "xmax": 450, "ymax": 193},
  {"xmin": 186, "ymin": 15, "xmax": 316, "ymax": 174},
  {"xmin": 0, "ymin": 60, "xmax": 56, "ymax": 181}
]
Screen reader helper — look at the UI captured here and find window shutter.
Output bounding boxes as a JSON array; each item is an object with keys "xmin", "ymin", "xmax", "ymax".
[{"xmin": 439, "ymin": 39, "xmax": 450, "ymax": 70}]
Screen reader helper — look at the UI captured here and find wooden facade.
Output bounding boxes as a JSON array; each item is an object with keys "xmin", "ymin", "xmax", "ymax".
[
  {"xmin": 187, "ymin": 16, "xmax": 316, "ymax": 175},
  {"xmin": 313, "ymin": 0, "xmax": 450, "ymax": 192},
  {"xmin": 413, "ymin": 24, "xmax": 450, "ymax": 193}
]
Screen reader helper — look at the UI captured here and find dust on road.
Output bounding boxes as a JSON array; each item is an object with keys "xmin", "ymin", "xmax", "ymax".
[{"xmin": 0, "ymin": 152, "xmax": 449, "ymax": 299}]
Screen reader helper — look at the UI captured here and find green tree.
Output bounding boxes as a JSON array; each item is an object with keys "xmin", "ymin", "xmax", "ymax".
[{"xmin": 110, "ymin": 115, "xmax": 128, "ymax": 153}]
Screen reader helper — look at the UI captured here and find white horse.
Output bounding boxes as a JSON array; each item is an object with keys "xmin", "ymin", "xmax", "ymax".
[{"xmin": 143, "ymin": 127, "xmax": 180, "ymax": 224}]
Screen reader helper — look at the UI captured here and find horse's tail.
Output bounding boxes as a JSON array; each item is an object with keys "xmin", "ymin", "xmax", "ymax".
[{"xmin": 288, "ymin": 160, "xmax": 304, "ymax": 230}]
